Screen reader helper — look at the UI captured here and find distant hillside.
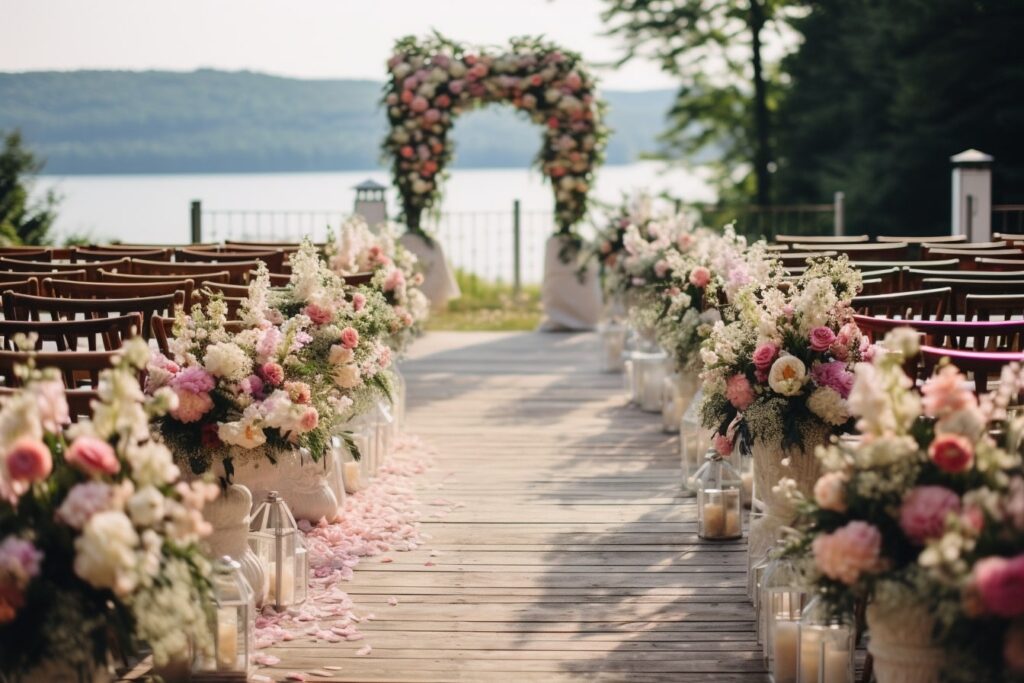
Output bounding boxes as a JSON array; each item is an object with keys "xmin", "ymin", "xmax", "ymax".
[{"xmin": 0, "ymin": 69, "xmax": 676, "ymax": 174}]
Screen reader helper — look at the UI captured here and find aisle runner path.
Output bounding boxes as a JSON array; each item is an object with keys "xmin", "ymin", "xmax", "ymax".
[{"xmin": 263, "ymin": 331, "xmax": 766, "ymax": 682}]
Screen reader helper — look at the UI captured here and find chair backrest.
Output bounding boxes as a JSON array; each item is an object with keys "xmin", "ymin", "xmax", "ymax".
[
  {"xmin": 877, "ymin": 235, "xmax": 968, "ymax": 244},
  {"xmin": 793, "ymin": 242, "xmax": 909, "ymax": 261},
  {"xmin": 72, "ymin": 247, "xmax": 171, "ymax": 262},
  {"xmin": 924, "ymin": 247, "xmax": 1024, "ymax": 269},
  {"xmin": 854, "ymin": 314, "xmax": 1024, "ymax": 355},
  {"xmin": 774, "ymin": 234, "xmax": 869, "ymax": 244},
  {"xmin": 0, "ymin": 350, "xmax": 120, "ymax": 392},
  {"xmin": 0, "ymin": 248, "xmax": 51, "ymax": 262},
  {"xmin": 98, "ymin": 269, "xmax": 229, "ymax": 291},
  {"xmin": 43, "ymin": 277, "xmax": 195, "ymax": 309},
  {"xmin": 223, "ymin": 241, "xmax": 305, "ymax": 254},
  {"xmin": 0, "ymin": 313, "xmax": 142, "ymax": 352},
  {"xmin": 905, "ymin": 268, "xmax": 1024, "ymax": 289},
  {"xmin": 858, "ymin": 267, "xmax": 901, "ymax": 294},
  {"xmin": 921, "ymin": 278, "xmax": 1024, "ymax": 318},
  {"xmin": 2, "ymin": 291, "xmax": 183, "ymax": 340},
  {"xmin": 976, "ymin": 257, "xmax": 1024, "ymax": 271},
  {"xmin": 0, "ymin": 257, "xmax": 129, "ymax": 280},
  {"xmin": 175, "ymin": 248, "xmax": 285, "ymax": 273},
  {"xmin": 776, "ymin": 251, "xmax": 838, "ymax": 268},
  {"xmin": 0, "ymin": 277, "xmax": 39, "ymax": 298},
  {"xmin": 0, "ymin": 386, "xmax": 97, "ymax": 420},
  {"xmin": 0, "ymin": 269, "xmax": 86, "ymax": 284},
  {"xmin": 151, "ymin": 314, "xmax": 247, "ymax": 355},
  {"xmin": 965, "ymin": 294, "xmax": 1024, "ymax": 322},
  {"xmin": 130, "ymin": 258, "xmax": 257, "ymax": 285},
  {"xmin": 202, "ymin": 282, "xmax": 252, "ymax": 297},
  {"xmin": 852, "ymin": 287, "xmax": 950, "ymax": 321},
  {"xmin": 342, "ymin": 271, "xmax": 375, "ymax": 287},
  {"xmin": 919, "ymin": 345, "xmax": 1024, "ymax": 393},
  {"xmin": 924, "ymin": 241, "xmax": 1009, "ymax": 253}
]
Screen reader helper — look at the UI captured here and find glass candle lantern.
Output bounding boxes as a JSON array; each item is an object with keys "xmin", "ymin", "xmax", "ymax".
[
  {"xmin": 599, "ymin": 322, "xmax": 628, "ymax": 373},
  {"xmin": 750, "ymin": 554, "xmax": 771, "ymax": 645},
  {"xmin": 796, "ymin": 597, "xmax": 854, "ymax": 683},
  {"xmin": 631, "ymin": 349, "xmax": 668, "ymax": 413},
  {"xmin": 374, "ymin": 399, "xmax": 395, "ymax": 464},
  {"xmin": 761, "ymin": 555, "xmax": 809, "ymax": 683},
  {"xmin": 194, "ymin": 557, "xmax": 255, "ymax": 678},
  {"xmin": 678, "ymin": 388, "xmax": 709, "ymax": 497},
  {"xmin": 694, "ymin": 451, "xmax": 743, "ymax": 540},
  {"xmin": 661, "ymin": 372, "xmax": 685, "ymax": 434},
  {"xmin": 249, "ymin": 492, "xmax": 309, "ymax": 610}
]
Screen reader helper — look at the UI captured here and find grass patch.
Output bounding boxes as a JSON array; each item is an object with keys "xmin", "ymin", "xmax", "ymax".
[{"xmin": 426, "ymin": 269, "xmax": 542, "ymax": 332}]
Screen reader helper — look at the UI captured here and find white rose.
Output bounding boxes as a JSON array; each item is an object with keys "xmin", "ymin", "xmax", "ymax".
[
  {"xmin": 333, "ymin": 364, "xmax": 362, "ymax": 389},
  {"xmin": 768, "ymin": 355, "xmax": 807, "ymax": 396},
  {"xmin": 807, "ymin": 386, "xmax": 849, "ymax": 425},
  {"xmin": 217, "ymin": 419, "xmax": 267, "ymax": 450},
  {"xmin": 127, "ymin": 486, "xmax": 166, "ymax": 527},
  {"xmin": 74, "ymin": 510, "xmax": 140, "ymax": 597},
  {"xmin": 203, "ymin": 342, "xmax": 252, "ymax": 381}
]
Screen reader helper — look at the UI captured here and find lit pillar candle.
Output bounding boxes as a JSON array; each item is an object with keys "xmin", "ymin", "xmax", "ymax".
[
  {"xmin": 267, "ymin": 561, "xmax": 295, "ymax": 605},
  {"xmin": 799, "ymin": 626, "xmax": 823, "ymax": 683},
  {"xmin": 703, "ymin": 502, "xmax": 726, "ymax": 537},
  {"xmin": 216, "ymin": 610, "xmax": 238, "ymax": 670},
  {"xmin": 773, "ymin": 619, "xmax": 799, "ymax": 683},
  {"xmin": 343, "ymin": 461, "xmax": 362, "ymax": 493},
  {"xmin": 822, "ymin": 628, "xmax": 853, "ymax": 683}
]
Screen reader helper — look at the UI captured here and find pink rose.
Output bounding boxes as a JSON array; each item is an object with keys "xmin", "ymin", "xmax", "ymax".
[
  {"xmin": 725, "ymin": 374, "xmax": 755, "ymax": 411},
  {"xmin": 352, "ymin": 293, "xmax": 367, "ymax": 312},
  {"xmin": 298, "ymin": 407, "xmax": 319, "ymax": 432},
  {"xmin": 929, "ymin": 433, "xmax": 974, "ymax": 473},
  {"xmin": 3, "ymin": 438, "xmax": 52, "ymax": 484},
  {"xmin": 713, "ymin": 434, "xmax": 733, "ymax": 457},
  {"xmin": 812, "ymin": 360, "xmax": 855, "ymax": 399},
  {"xmin": 809, "ymin": 326, "xmax": 837, "ymax": 352},
  {"xmin": 340, "ymin": 327, "xmax": 360, "ymax": 350},
  {"xmin": 304, "ymin": 303, "xmax": 334, "ymax": 325},
  {"xmin": 812, "ymin": 521, "xmax": 882, "ymax": 585},
  {"xmin": 752, "ymin": 343, "xmax": 779, "ymax": 372},
  {"xmin": 974, "ymin": 555, "xmax": 1024, "ymax": 618},
  {"xmin": 65, "ymin": 436, "xmax": 120, "ymax": 477},
  {"xmin": 899, "ymin": 486, "xmax": 961, "ymax": 544},
  {"xmin": 677, "ymin": 233, "xmax": 695, "ymax": 251},
  {"xmin": 171, "ymin": 390, "xmax": 214, "ymax": 423},
  {"xmin": 384, "ymin": 269, "xmax": 406, "ymax": 292},
  {"xmin": 689, "ymin": 266, "xmax": 711, "ymax": 288},
  {"xmin": 259, "ymin": 362, "xmax": 284, "ymax": 387}
]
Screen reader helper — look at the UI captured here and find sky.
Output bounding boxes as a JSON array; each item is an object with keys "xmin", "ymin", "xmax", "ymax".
[{"xmin": 0, "ymin": 0, "xmax": 677, "ymax": 91}]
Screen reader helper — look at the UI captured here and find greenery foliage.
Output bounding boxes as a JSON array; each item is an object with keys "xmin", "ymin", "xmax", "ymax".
[{"xmin": 0, "ymin": 129, "xmax": 59, "ymax": 246}]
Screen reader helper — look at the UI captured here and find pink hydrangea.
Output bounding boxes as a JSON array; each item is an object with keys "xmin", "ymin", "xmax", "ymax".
[
  {"xmin": 260, "ymin": 362, "xmax": 285, "ymax": 387},
  {"xmin": 752, "ymin": 343, "xmax": 778, "ymax": 372},
  {"xmin": 812, "ymin": 360, "xmax": 855, "ymax": 399},
  {"xmin": 973, "ymin": 555, "xmax": 1024, "ymax": 618},
  {"xmin": 340, "ymin": 327, "xmax": 360, "ymax": 350},
  {"xmin": 899, "ymin": 486, "xmax": 961, "ymax": 545},
  {"xmin": 688, "ymin": 266, "xmax": 711, "ymax": 288},
  {"xmin": 172, "ymin": 390, "xmax": 214, "ymax": 423},
  {"xmin": 809, "ymin": 326, "xmax": 837, "ymax": 352},
  {"xmin": 65, "ymin": 437, "xmax": 120, "ymax": 477},
  {"xmin": 170, "ymin": 366, "xmax": 215, "ymax": 394},
  {"xmin": 56, "ymin": 481, "xmax": 113, "ymax": 529},
  {"xmin": 812, "ymin": 521, "xmax": 882, "ymax": 585},
  {"xmin": 256, "ymin": 326, "xmax": 283, "ymax": 361},
  {"xmin": 3, "ymin": 438, "xmax": 52, "ymax": 484},
  {"xmin": 725, "ymin": 374, "xmax": 755, "ymax": 411}
]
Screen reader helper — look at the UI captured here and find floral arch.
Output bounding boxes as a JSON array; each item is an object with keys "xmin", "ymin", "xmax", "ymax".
[{"xmin": 382, "ymin": 34, "xmax": 608, "ymax": 238}]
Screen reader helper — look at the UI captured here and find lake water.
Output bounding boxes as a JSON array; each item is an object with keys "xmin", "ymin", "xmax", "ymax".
[{"xmin": 36, "ymin": 162, "xmax": 714, "ymax": 283}]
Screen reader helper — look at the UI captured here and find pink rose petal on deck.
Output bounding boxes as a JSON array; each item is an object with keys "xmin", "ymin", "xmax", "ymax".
[
  {"xmin": 285, "ymin": 674, "xmax": 307, "ymax": 682},
  {"xmin": 388, "ymin": 596, "xmax": 398, "ymax": 606},
  {"xmin": 356, "ymin": 645, "xmax": 373, "ymax": 656},
  {"xmin": 254, "ymin": 654, "xmax": 281, "ymax": 666}
]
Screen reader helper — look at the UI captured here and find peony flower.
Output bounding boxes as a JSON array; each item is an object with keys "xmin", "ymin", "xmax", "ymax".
[
  {"xmin": 66, "ymin": 436, "xmax": 120, "ymax": 476},
  {"xmin": 813, "ymin": 472, "xmax": 848, "ymax": 512},
  {"xmin": 259, "ymin": 361, "xmax": 284, "ymax": 386},
  {"xmin": 74, "ymin": 510, "xmax": 140, "ymax": 597},
  {"xmin": 713, "ymin": 433, "xmax": 733, "ymax": 457},
  {"xmin": 170, "ymin": 390, "xmax": 214, "ymax": 423},
  {"xmin": 239, "ymin": 374, "xmax": 264, "ymax": 398},
  {"xmin": 899, "ymin": 486, "xmax": 961, "ymax": 544},
  {"xmin": 383, "ymin": 269, "xmax": 406, "ymax": 292},
  {"xmin": 168, "ymin": 366, "xmax": 214, "ymax": 394},
  {"xmin": 56, "ymin": 481, "xmax": 114, "ymax": 529},
  {"xmin": 725, "ymin": 374, "xmax": 755, "ymax": 410},
  {"xmin": 768, "ymin": 355, "xmax": 807, "ymax": 396},
  {"xmin": 752, "ymin": 343, "xmax": 778, "ymax": 372},
  {"xmin": 809, "ymin": 326, "xmax": 837, "ymax": 352},
  {"xmin": 921, "ymin": 365, "xmax": 976, "ymax": 419},
  {"xmin": 3, "ymin": 438, "xmax": 52, "ymax": 484},
  {"xmin": 654, "ymin": 259, "xmax": 670, "ymax": 279},
  {"xmin": 688, "ymin": 266, "xmax": 711, "ymax": 288},
  {"xmin": 0, "ymin": 536, "xmax": 43, "ymax": 586},
  {"xmin": 298, "ymin": 407, "xmax": 319, "ymax": 433},
  {"xmin": 929, "ymin": 433, "xmax": 974, "ymax": 473},
  {"xmin": 303, "ymin": 303, "xmax": 334, "ymax": 326},
  {"xmin": 812, "ymin": 360, "xmax": 855, "ymax": 399},
  {"xmin": 340, "ymin": 327, "xmax": 360, "ymax": 350},
  {"xmin": 333, "ymin": 364, "xmax": 362, "ymax": 389},
  {"xmin": 812, "ymin": 521, "xmax": 882, "ymax": 585},
  {"xmin": 808, "ymin": 386, "xmax": 850, "ymax": 425},
  {"xmin": 285, "ymin": 381, "xmax": 311, "ymax": 405},
  {"xmin": 973, "ymin": 555, "xmax": 1024, "ymax": 618}
]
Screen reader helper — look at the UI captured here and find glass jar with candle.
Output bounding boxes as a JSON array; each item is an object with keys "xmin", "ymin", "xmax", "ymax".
[
  {"xmin": 694, "ymin": 451, "xmax": 743, "ymax": 540},
  {"xmin": 599, "ymin": 321, "xmax": 628, "ymax": 373},
  {"xmin": 374, "ymin": 399, "xmax": 395, "ymax": 463},
  {"xmin": 679, "ymin": 387, "xmax": 709, "ymax": 497},
  {"xmin": 796, "ymin": 597, "xmax": 854, "ymax": 683},
  {"xmin": 761, "ymin": 553, "xmax": 808, "ymax": 683},
  {"xmin": 194, "ymin": 556, "xmax": 255, "ymax": 678},
  {"xmin": 632, "ymin": 349, "xmax": 668, "ymax": 413},
  {"xmin": 249, "ymin": 491, "xmax": 309, "ymax": 610}
]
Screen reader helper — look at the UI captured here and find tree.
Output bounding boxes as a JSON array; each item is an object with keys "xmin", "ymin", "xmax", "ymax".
[
  {"xmin": 601, "ymin": 0, "xmax": 795, "ymax": 206},
  {"xmin": 0, "ymin": 129, "xmax": 59, "ymax": 246},
  {"xmin": 774, "ymin": 0, "xmax": 1024, "ymax": 235}
]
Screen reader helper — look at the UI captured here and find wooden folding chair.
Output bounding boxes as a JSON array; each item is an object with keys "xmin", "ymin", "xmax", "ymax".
[
  {"xmin": 857, "ymin": 267, "xmax": 900, "ymax": 294},
  {"xmin": 98, "ymin": 270, "xmax": 228, "ymax": 293},
  {"xmin": 965, "ymin": 294, "xmax": 1024, "ymax": 322},
  {"xmin": 42, "ymin": 277, "xmax": 196, "ymax": 310},
  {"xmin": 0, "ymin": 349, "xmax": 120, "ymax": 396},
  {"xmin": 921, "ymin": 278, "xmax": 1024, "ymax": 319},
  {"xmin": 0, "ymin": 313, "xmax": 142, "ymax": 352},
  {"xmin": 774, "ymin": 234, "xmax": 868, "ymax": 245},
  {"xmin": 776, "ymin": 251, "xmax": 838, "ymax": 269},
  {"xmin": 2, "ymin": 291, "xmax": 183, "ymax": 341},
  {"xmin": 1, "ymin": 269, "xmax": 86, "ymax": 285},
  {"xmin": 793, "ymin": 242, "xmax": 909, "ymax": 261},
  {"xmin": 975, "ymin": 257, "xmax": 1024, "ymax": 271},
  {"xmin": 0, "ymin": 257, "xmax": 129, "ymax": 281},
  {"xmin": 852, "ymin": 287, "xmax": 950, "ymax": 321},
  {"xmin": 0, "ymin": 277, "xmax": 39, "ymax": 298},
  {"xmin": 131, "ymin": 258, "xmax": 257, "ymax": 285},
  {"xmin": 854, "ymin": 315, "xmax": 1024, "ymax": 354},
  {"xmin": 0, "ymin": 248, "xmax": 51, "ymax": 262},
  {"xmin": 877, "ymin": 235, "xmax": 967, "ymax": 244},
  {"xmin": 175, "ymin": 248, "xmax": 286, "ymax": 273},
  {"xmin": 71, "ymin": 247, "xmax": 171, "ymax": 262},
  {"xmin": 924, "ymin": 248, "xmax": 1024, "ymax": 269},
  {"xmin": 919, "ymin": 345, "xmax": 1024, "ymax": 393}
]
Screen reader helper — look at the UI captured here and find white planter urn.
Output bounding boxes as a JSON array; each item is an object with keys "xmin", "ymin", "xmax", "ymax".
[
  {"xmin": 662, "ymin": 369, "xmax": 700, "ymax": 433},
  {"xmin": 201, "ymin": 483, "xmax": 268, "ymax": 606},
  {"xmin": 867, "ymin": 602, "xmax": 943, "ymax": 683},
  {"xmin": 748, "ymin": 439, "xmax": 824, "ymax": 566},
  {"xmin": 227, "ymin": 448, "xmax": 340, "ymax": 524}
]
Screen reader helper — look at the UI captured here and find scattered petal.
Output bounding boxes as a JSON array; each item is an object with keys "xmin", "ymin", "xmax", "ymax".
[
  {"xmin": 254, "ymin": 654, "xmax": 281, "ymax": 666},
  {"xmin": 356, "ymin": 645, "xmax": 373, "ymax": 657},
  {"xmin": 387, "ymin": 596, "xmax": 398, "ymax": 606},
  {"xmin": 285, "ymin": 674, "xmax": 307, "ymax": 682}
]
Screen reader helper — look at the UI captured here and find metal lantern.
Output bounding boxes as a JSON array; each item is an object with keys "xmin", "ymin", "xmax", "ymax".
[
  {"xmin": 249, "ymin": 491, "xmax": 309, "ymax": 609},
  {"xmin": 194, "ymin": 557, "xmax": 255, "ymax": 679},
  {"xmin": 760, "ymin": 554, "xmax": 809, "ymax": 683},
  {"xmin": 796, "ymin": 596, "xmax": 854, "ymax": 683},
  {"xmin": 693, "ymin": 451, "xmax": 743, "ymax": 540},
  {"xmin": 598, "ymin": 321, "xmax": 628, "ymax": 373}
]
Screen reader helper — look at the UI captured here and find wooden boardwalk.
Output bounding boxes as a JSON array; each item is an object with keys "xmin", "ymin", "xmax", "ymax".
[{"xmin": 262, "ymin": 331, "xmax": 767, "ymax": 682}]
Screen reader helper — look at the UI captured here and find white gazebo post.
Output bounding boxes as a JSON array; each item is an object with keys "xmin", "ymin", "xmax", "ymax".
[
  {"xmin": 951, "ymin": 149, "xmax": 994, "ymax": 242},
  {"xmin": 353, "ymin": 179, "xmax": 388, "ymax": 229}
]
